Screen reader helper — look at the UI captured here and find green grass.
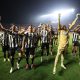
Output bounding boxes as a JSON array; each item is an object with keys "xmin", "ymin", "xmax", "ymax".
[{"xmin": 0, "ymin": 33, "xmax": 80, "ymax": 80}]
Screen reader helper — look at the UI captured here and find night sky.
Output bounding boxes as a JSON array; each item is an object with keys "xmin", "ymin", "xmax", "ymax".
[{"xmin": 0, "ymin": 0, "xmax": 80, "ymax": 25}]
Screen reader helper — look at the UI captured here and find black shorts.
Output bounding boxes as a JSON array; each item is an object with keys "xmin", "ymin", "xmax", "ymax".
[
  {"xmin": 54, "ymin": 37, "xmax": 58, "ymax": 40},
  {"xmin": 25, "ymin": 47, "xmax": 35, "ymax": 57},
  {"xmin": 9, "ymin": 48, "xmax": 16, "ymax": 56},
  {"xmin": 17, "ymin": 45, "xmax": 22, "ymax": 53},
  {"xmin": 2, "ymin": 45, "xmax": 9, "ymax": 52},
  {"xmin": 41, "ymin": 43, "xmax": 49, "ymax": 49},
  {"xmin": 73, "ymin": 41, "xmax": 79, "ymax": 46}
]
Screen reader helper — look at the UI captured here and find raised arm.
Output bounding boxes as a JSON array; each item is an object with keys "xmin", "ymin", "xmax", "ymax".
[
  {"xmin": 0, "ymin": 23, "xmax": 4, "ymax": 30},
  {"xmin": 69, "ymin": 14, "xmax": 79, "ymax": 30},
  {"xmin": 58, "ymin": 13, "xmax": 61, "ymax": 31},
  {"xmin": 0, "ymin": 23, "xmax": 11, "ymax": 32}
]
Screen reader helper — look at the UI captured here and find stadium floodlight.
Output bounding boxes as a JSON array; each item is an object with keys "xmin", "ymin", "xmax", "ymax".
[{"xmin": 40, "ymin": 8, "xmax": 75, "ymax": 18}]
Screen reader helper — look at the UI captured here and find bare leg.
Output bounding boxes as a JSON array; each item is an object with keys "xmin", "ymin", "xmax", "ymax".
[
  {"xmin": 17, "ymin": 53, "xmax": 22, "ymax": 69},
  {"xmin": 61, "ymin": 53, "xmax": 66, "ymax": 69},
  {"xmin": 53, "ymin": 49, "xmax": 61, "ymax": 74}
]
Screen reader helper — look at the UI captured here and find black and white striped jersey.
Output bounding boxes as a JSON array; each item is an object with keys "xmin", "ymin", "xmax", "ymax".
[
  {"xmin": 8, "ymin": 32, "xmax": 18, "ymax": 48},
  {"xmin": 18, "ymin": 34, "xmax": 23, "ymax": 47},
  {"xmin": 0, "ymin": 31, "xmax": 9, "ymax": 46},
  {"xmin": 79, "ymin": 34, "xmax": 80, "ymax": 43},
  {"xmin": 41, "ymin": 30, "xmax": 49, "ymax": 43},
  {"xmin": 0, "ymin": 31, "xmax": 4, "ymax": 45},
  {"xmin": 72, "ymin": 32, "xmax": 79, "ymax": 42},
  {"xmin": 24, "ymin": 32, "xmax": 35, "ymax": 48}
]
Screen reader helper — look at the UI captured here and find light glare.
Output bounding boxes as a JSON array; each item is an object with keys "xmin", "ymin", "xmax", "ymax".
[{"xmin": 40, "ymin": 8, "xmax": 75, "ymax": 18}]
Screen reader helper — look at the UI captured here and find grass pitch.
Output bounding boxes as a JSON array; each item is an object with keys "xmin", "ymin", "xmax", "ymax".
[{"xmin": 0, "ymin": 33, "xmax": 80, "ymax": 80}]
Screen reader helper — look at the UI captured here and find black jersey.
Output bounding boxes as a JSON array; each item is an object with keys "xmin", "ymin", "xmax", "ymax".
[
  {"xmin": 33, "ymin": 32, "xmax": 38, "ymax": 44},
  {"xmin": 48, "ymin": 30, "xmax": 54, "ymax": 44},
  {"xmin": 48, "ymin": 30, "xmax": 54, "ymax": 39}
]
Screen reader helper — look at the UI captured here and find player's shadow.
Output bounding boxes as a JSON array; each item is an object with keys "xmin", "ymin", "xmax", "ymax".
[
  {"xmin": 0, "ymin": 56, "xmax": 3, "ymax": 59},
  {"xmin": 65, "ymin": 59, "xmax": 77, "ymax": 66},
  {"xmin": 12, "ymin": 66, "xmax": 25, "ymax": 73},
  {"xmin": 12, "ymin": 65, "xmax": 31, "ymax": 73},
  {"xmin": 58, "ymin": 59, "xmax": 77, "ymax": 76},
  {"xmin": 34, "ymin": 57, "xmax": 55, "ymax": 69},
  {"xmin": 0, "ymin": 50, "xmax": 3, "ymax": 58},
  {"xmin": 58, "ymin": 66, "xmax": 67, "ymax": 76}
]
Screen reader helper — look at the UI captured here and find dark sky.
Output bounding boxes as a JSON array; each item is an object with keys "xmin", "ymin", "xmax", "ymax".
[{"xmin": 0, "ymin": 0, "xmax": 80, "ymax": 25}]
